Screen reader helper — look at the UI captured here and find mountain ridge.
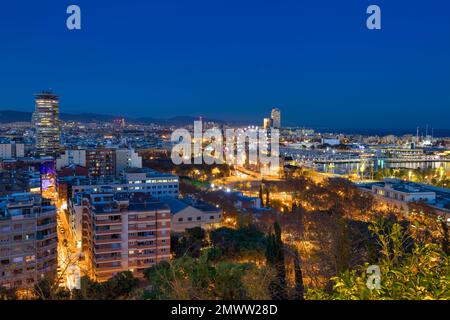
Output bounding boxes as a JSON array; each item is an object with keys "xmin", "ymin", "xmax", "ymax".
[{"xmin": 0, "ymin": 110, "xmax": 251, "ymax": 126}]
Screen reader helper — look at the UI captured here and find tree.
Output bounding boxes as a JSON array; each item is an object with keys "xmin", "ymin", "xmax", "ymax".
[
  {"xmin": 441, "ymin": 218, "xmax": 450, "ymax": 255},
  {"xmin": 104, "ymin": 271, "xmax": 139, "ymax": 299},
  {"xmin": 33, "ymin": 273, "xmax": 71, "ymax": 300},
  {"xmin": 334, "ymin": 211, "xmax": 351, "ymax": 275},
  {"xmin": 307, "ymin": 219, "xmax": 450, "ymax": 300},
  {"xmin": 265, "ymin": 222, "xmax": 286, "ymax": 299},
  {"xmin": 171, "ymin": 227, "xmax": 207, "ymax": 258},
  {"xmin": 0, "ymin": 286, "xmax": 17, "ymax": 300},
  {"xmin": 210, "ymin": 225, "xmax": 266, "ymax": 259},
  {"xmin": 142, "ymin": 252, "xmax": 271, "ymax": 300},
  {"xmin": 259, "ymin": 184, "xmax": 265, "ymax": 207},
  {"xmin": 73, "ymin": 271, "xmax": 139, "ymax": 300},
  {"xmin": 294, "ymin": 250, "xmax": 305, "ymax": 300}
]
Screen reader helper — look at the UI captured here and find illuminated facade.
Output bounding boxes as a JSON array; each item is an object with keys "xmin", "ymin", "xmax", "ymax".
[
  {"xmin": 263, "ymin": 117, "xmax": 272, "ymax": 129},
  {"xmin": 0, "ymin": 193, "xmax": 57, "ymax": 289},
  {"xmin": 61, "ymin": 170, "xmax": 179, "ymax": 200},
  {"xmin": 70, "ymin": 192, "xmax": 170, "ymax": 282},
  {"xmin": 271, "ymin": 107, "xmax": 281, "ymax": 129},
  {"xmin": 40, "ymin": 161, "xmax": 57, "ymax": 202},
  {"xmin": 56, "ymin": 148, "xmax": 142, "ymax": 177},
  {"xmin": 34, "ymin": 92, "xmax": 61, "ymax": 158},
  {"xmin": 86, "ymin": 148, "xmax": 116, "ymax": 178}
]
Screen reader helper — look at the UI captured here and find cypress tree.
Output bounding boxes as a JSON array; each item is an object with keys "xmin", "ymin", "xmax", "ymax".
[
  {"xmin": 259, "ymin": 184, "xmax": 264, "ymax": 207},
  {"xmin": 293, "ymin": 248, "xmax": 304, "ymax": 300},
  {"xmin": 334, "ymin": 211, "xmax": 350, "ymax": 275},
  {"xmin": 265, "ymin": 185, "xmax": 270, "ymax": 207},
  {"xmin": 265, "ymin": 222, "xmax": 286, "ymax": 299},
  {"xmin": 441, "ymin": 219, "xmax": 450, "ymax": 255}
]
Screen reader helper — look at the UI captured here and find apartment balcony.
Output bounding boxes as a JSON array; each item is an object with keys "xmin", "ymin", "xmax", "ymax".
[
  {"xmin": 128, "ymin": 243, "xmax": 156, "ymax": 250},
  {"xmin": 128, "ymin": 226, "xmax": 157, "ymax": 232},
  {"xmin": 37, "ymin": 264, "xmax": 57, "ymax": 274},
  {"xmin": 94, "ymin": 255, "xmax": 122, "ymax": 264},
  {"xmin": 95, "ymin": 268, "xmax": 124, "ymax": 281},
  {"xmin": 94, "ymin": 245, "xmax": 122, "ymax": 254},
  {"xmin": 36, "ymin": 243, "xmax": 58, "ymax": 255},
  {"xmin": 128, "ymin": 253, "xmax": 156, "ymax": 260},
  {"xmin": 94, "ymin": 211, "xmax": 121, "ymax": 217},
  {"xmin": 36, "ymin": 232, "xmax": 57, "ymax": 241},
  {"xmin": 95, "ymin": 263, "xmax": 123, "ymax": 272},
  {"xmin": 36, "ymin": 222, "xmax": 57, "ymax": 231},
  {"xmin": 37, "ymin": 252, "xmax": 57, "ymax": 263},
  {"xmin": 94, "ymin": 238, "xmax": 122, "ymax": 245},
  {"xmin": 128, "ymin": 261, "xmax": 154, "ymax": 268},
  {"xmin": 128, "ymin": 217, "xmax": 156, "ymax": 223},
  {"xmin": 36, "ymin": 240, "xmax": 58, "ymax": 255},
  {"xmin": 95, "ymin": 219, "xmax": 122, "ymax": 226},
  {"xmin": 0, "ymin": 240, "xmax": 13, "ymax": 247},
  {"xmin": 38, "ymin": 209, "xmax": 57, "ymax": 219},
  {"xmin": 37, "ymin": 237, "xmax": 57, "ymax": 245},
  {"xmin": 127, "ymin": 235, "xmax": 156, "ymax": 241},
  {"xmin": 94, "ymin": 229, "xmax": 122, "ymax": 236},
  {"xmin": 0, "ymin": 272, "xmax": 35, "ymax": 283}
]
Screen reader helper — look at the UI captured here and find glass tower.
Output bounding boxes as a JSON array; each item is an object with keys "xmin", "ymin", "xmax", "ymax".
[
  {"xmin": 271, "ymin": 107, "xmax": 281, "ymax": 129},
  {"xmin": 34, "ymin": 91, "xmax": 60, "ymax": 157}
]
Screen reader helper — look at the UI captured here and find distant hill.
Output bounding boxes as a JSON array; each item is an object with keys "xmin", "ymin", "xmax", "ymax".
[
  {"xmin": 0, "ymin": 110, "xmax": 247, "ymax": 126},
  {"xmin": 0, "ymin": 110, "xmax": 32, "ymax": 123}
]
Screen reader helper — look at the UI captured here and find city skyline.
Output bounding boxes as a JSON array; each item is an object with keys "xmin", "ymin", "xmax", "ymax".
[
  {"xmin": 1, "ymin": 0, "xmax": 450, "ymax": 128},
  {"xmin": 1, "ymin": 1, "xmax": 449, "ymax": 304},
  {"xmin": 3, "ymin": 99, "xmax": 450, "ymax": 138}
]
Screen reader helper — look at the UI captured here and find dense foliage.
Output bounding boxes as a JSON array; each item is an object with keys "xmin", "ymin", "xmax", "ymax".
[
  {"xmin": 142, "ymin": 251, "xmax": 273, "ymax": 300},
  {"xmin": 307, "ymin": 220, "xmax": 450, "ymax": 300}
]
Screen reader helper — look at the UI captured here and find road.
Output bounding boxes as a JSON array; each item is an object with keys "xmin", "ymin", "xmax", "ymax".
[{"xmin": 56, "ymin": 204, "xmax": 82, "ymax": 290}]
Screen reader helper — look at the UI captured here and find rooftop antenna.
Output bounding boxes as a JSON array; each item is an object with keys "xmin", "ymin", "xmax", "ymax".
[{"xmin": 426, "ymin": 124, "xmax": 429, "ymax": 137}]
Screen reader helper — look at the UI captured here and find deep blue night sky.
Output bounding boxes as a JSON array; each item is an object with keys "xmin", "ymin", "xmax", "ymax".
[{"xmin": 0, "ymin": 0, "xmax": 449, "ymax": 128}]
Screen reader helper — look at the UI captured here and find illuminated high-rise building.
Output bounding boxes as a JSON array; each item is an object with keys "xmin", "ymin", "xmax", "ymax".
[
  {"xmin": 114, "ymin": 118, "xmax": 126, "ymax": 129},
  {"xmin": 270, "ymin": 107, "xmax": 281, "ymax": 129},
  {"xmin": 263, "ymin": 118, "xmax": 272, "ymax": 129},
  {"xmin": 34, "ymin": 91, "xmax": 61, "ymax": 158}
]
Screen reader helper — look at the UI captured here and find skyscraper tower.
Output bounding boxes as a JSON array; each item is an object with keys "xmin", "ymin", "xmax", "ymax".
[
  {"xmin": 271, "ymin": 107, "xmax": 281, "ymax": 129},
  {"xmin": 263, "ymin": 117, "xmax": 272, "ymax": 129},
  {"xmin": 34, "ymin": 91, "xmax": 61, "ymax": 158}
]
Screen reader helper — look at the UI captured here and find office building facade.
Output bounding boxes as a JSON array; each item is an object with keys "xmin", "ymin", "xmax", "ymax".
[{"xmin": 34, "ymin": 92, "xmax": 61, "ymax": 158}]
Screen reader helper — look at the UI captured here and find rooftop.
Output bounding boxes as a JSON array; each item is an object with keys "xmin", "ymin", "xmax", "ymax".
[
  {"xmin": 35, "ymin": 91, "xmax": 58, "ymax": 100},
  {"xmin": 0, "ymin": 192, "xmax": 55, "ymax": 219},
  {"xmin": 161, "ymin": 196, "xmax": 221, "ymax": 216},
  {"xmin": 76, "ymin": 191, "xmax": 170, "ymax": 213},
  {"xmin": 358, "ymin": 179, "xmax": 450, "ymax": 210},
  {"xmin": 359, "ymin": 179, "xmax": 449, "ymax": 195},
  {"xmin": 59, "ymin": 169, "xmax": 178, "ymax": 186}
]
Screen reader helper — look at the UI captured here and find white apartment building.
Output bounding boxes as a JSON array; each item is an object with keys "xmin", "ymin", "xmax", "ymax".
[
  {"xmin": 161, "ymin": 197, "xmax": 223, "ymax": 233},
  {"xmin": 59, "ymin": 170, "xmax": 179, "ymax": 201},
  {"xmin": 55, "ymin": 148, "xmax": 142, "ymax": 174},
  {"xmin": 372, "ymin": 182, "xmax": 436, "ymax": 204},
  {"xmin": 0, "ymin": 142, "xmax": 25, "ymax": 159},
  {"xmin": 56, "ymin": 149, "xmax": 86, "ymax": 170},
  {"xmin": 115, "ymin": 149, "xmax": 142, "ymax": 176}
]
